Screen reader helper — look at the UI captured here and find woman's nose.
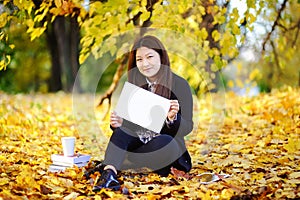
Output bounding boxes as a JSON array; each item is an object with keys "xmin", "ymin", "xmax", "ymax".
[{"xmin": 142, "ymin": 59, "xmax": 149, "ymax": 67}]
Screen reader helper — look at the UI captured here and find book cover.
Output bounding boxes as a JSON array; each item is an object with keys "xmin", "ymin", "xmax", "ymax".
[
  {"xmin": 52, "ymin": 161, "xmax": 89, "ymax": 167},
  {"xmin": 51, "ymin": 153, "xmax": 91, "ymax": 164},
  {"xmin": 48, "ymin": 162, "xmax": 88, "ymax": 172},
  {"xmin": 49, "ymin": 164, "xmax": 68, "ymax": 172}
]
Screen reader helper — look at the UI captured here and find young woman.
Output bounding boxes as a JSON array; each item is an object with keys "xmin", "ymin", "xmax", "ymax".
[{"xmin": 93, "ymin": 35, "xmax": 194, "ymax": 191}]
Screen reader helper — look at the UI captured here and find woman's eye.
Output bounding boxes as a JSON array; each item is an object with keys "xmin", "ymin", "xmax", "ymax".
[
  {"xmin": 147, "ymin": 55, "xmax": 153, "ymax": 59},
  {"xmin": 136, "ymin": 58, "xmax": 142, "ymax": 62}
]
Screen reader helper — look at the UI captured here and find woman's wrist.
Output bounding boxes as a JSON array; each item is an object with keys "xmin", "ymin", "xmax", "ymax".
[
  {"xmin": 167, "ymin": 116, "xmax": 175, "ymax": 122},
  {"xmin": 167, "ymin": 114, "xmax": 177, "ymax": 123}
]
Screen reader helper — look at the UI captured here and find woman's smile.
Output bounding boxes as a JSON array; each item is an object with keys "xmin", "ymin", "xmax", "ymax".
[{"xmin": 143, "ymin": 67, "xmax": 153, "ymax": 72}]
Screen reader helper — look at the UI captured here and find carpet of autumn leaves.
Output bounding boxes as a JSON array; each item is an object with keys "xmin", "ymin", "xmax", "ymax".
[{"xmin": 0, "ymin": 87, "xmax": 300, "ymax": 199}]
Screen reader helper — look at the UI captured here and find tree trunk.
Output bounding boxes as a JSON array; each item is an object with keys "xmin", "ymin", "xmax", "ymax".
[
  {"xmin": 54, "ymin": 16, "xmax": 71, "ymax": 92},
  {"xmin": 70, "ymin": 17, "xmax": 81, "ymax": 93},
  {"xmin": 199, "ymin": 0, "xmax": 222, "ymax": 92},
  {"xmin": 46, "ymin": 21, "xmax": 63, "ymax": 92},
  {"xmin": 33, "ymin": 0, "xmax": 81, "ymax": 93},
  {"xmin": 52, "ymin": 16, "xmax": 81, "ymax": 92}
]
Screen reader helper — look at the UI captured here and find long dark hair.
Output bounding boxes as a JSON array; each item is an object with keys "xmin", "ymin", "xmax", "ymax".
[{"xmin": 127, "ymin": 35, "xmax": 173, "ymax": 99}]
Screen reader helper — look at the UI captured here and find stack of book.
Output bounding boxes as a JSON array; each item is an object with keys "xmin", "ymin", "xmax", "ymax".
[{"xmin": 49, "ymin": 153, "xmax": 91, "ymax": 172}]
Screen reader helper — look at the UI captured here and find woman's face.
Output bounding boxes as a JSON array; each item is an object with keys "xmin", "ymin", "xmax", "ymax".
[{"xmin": 136, "ymin": 46, "xmax": 161, "ymax": 82}]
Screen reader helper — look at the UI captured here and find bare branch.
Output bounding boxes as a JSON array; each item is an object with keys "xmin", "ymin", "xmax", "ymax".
[
  {"xmin": 97, "ymin": 54, "xmax": 128, "ymax": 107},
  {"xmin": 262, "ymin": 0, "xmax": 288, "ymax": 51},
  {"xmin": 270, "ymin": 40, "xmax": 285, "ymax": 86}
]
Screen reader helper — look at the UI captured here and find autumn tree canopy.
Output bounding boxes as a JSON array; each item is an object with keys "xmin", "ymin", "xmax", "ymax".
[{"xmin": 0, "ymin": 0, "xmax": 300, "ymax": 94}]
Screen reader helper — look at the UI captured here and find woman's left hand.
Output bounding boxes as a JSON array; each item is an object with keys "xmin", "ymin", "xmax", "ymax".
[
  {"xmin": 167, "ymin": 100, "xmax": 179, "ymax": 121},
  {"xmin": 110, "ymin": 111, "xmax": 123, "ymax": 128}
]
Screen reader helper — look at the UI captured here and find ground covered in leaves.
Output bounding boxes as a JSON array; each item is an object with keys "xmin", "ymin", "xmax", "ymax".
[{"xmin": 0, "ymin": 87, "xmax": 299, "ymax": 199}]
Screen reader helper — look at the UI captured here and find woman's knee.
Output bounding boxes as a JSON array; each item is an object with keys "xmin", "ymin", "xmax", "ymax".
[
  {"xmin": 151, "ymin": 134, "xmax": 175, "ymax": 148},
  {"xmin": 156, "ymin": 134, "xmax": 173, "ymax": 142}
]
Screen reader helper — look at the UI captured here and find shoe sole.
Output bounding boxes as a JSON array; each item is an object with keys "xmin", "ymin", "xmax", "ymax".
[{"xmin": 92, "ymin": 185, "xmax": 120, "ymax": 192}]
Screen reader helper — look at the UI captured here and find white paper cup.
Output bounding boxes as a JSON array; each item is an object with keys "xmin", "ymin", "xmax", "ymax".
[{"xmin": 61, "ymin": 137, "xmax": 76, "ymax": 156}]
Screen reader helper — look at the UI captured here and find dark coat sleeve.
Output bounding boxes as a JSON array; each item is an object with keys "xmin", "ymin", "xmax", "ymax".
[{"xmin": 160, "ymin": 74, "xmax": 194, "ymax": 138}]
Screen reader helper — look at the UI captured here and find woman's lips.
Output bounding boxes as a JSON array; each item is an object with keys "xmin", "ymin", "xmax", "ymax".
[{"xmin": 143, "ymin": 68, "xmax": 152, "ymax": 72}]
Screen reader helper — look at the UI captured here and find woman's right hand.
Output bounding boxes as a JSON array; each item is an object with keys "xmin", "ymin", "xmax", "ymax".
[{"xmin": 110, "ymin": 111, "xmax": 123, "ymax": 128}]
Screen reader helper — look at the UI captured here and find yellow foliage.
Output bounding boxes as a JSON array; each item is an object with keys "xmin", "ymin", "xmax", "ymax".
[
  {"xmin": 227, "ymin": 80, "xmax": 234, "ymax": 88},
  {"xmin": 212, "ymin": 30, "xmax": 221, "ymax": 42},
  {"xmin": 54, "ymin": 0, "xmax": 62, "ymax": 7},
  {"xmin": 283, "ymin": 138, "xmax": 300, "ymax": 153},
  {"xmin": 249, "ymin": 68, "xmax": 261, "ymax": 80},
  {"xmin": 16, "ymin": 165, "xmax": 38, "ymax": 189},
  {"xmin": 0, "ymin": 13, "xmax": 10, "ymax": 28}
]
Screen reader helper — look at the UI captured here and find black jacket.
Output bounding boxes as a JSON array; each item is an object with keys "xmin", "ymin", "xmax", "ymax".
[{"xmin": 162, "ymin": 73, "xmax": 193, "ymax": 172}]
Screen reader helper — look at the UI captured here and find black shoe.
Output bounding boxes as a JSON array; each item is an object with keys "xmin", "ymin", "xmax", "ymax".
[
  {"xmin": 84, "ymin": 161, "xmax": 105, "ymax": 179},
  {"xmin": 92, "ymin": 169, "xmax": 120, "ymax": 191},
  {"xmin": 154, "ymin": 166, "xmax": 171, "ymax": 177}
]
